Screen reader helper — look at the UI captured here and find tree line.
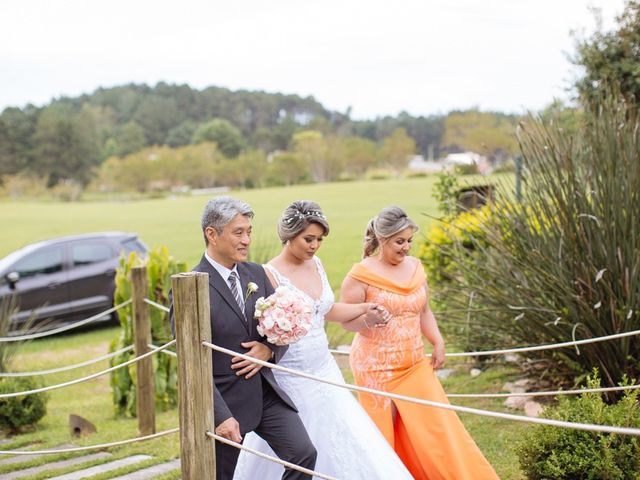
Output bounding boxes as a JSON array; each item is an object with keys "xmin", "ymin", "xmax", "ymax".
[
  {"xmin": 0, "ymin": 83, "xmax": 520, "ymax": 193},
  {"xmin": 2, "ymin": 0, "xmax": 638, "ymax": 194}
]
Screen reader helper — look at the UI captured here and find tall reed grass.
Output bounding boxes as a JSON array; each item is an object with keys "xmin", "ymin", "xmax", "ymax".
[{"xmin": 434, "ymin": 91, "xmax": 639, "ymax": 389}]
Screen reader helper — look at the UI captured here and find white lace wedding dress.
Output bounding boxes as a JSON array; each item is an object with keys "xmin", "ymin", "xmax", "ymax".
[{"xmin": 233, "ymin": 256, "xmax": 412, "ymax": 480}]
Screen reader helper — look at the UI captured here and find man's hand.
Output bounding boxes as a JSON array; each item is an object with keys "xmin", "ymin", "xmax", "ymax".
[
  {"xmin": 215, "ymin": 417, "xmax": 242, "ymax": 443},
  {"xmin": 231, "ymin": 341, "xmax": 273, "ymax": 379}
]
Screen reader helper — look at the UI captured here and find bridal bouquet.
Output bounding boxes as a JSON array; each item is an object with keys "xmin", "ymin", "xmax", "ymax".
[{"xmin": 254, "ymin": 286, "xmax": 313, "ymax": 345}]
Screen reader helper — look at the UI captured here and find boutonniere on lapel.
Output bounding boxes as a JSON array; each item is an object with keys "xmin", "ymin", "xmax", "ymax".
[{"xmin": 244, "ymin": 282, "xmax": 258, "ymax": 303}]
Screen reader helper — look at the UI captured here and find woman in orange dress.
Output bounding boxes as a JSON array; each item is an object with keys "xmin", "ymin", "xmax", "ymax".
[{"xmin": 340, "ymin": 206, "xmax": 499, "ymax": 480}]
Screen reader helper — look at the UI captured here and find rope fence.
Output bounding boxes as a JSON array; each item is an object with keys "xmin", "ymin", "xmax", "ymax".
[
  {"xmin": 0, "ymin": 428, "xmax": 179, "ymax": 455},
  {"xmin": 0, "ymin": 273, "xmax": 636, "ymax": 479},
  {"xmin": 143, "ymin": 298, "xmax": 170, "ymax": 313},
  {"xmin": 0, "ymin": 340, "xmax": 175, "ymax": 398},
  {"xmin": 206, "ymin": 432, "xmax": 337, "ymax": 480},
  {"xmin": 0, "ymin": 300, "xmax": 132, "ymax": 343},
  {"xmin": 447, "ymin": 383, "xmax": 640, "ymax": 398},
  {"xmin": 328, "ymin": 328, "xmax": 640, "ymax": 358},
  {"xmin": 149, "ymin": 343, "xmax": 177, "ymax": 357},
  {"xmin": 0, "ymin": 345, "xmax": 134, "ymax": 377},
  {"xmin": 203, "ymin": 341, "xmax": 640, "ymax": 437},
  {"xmin": 151, "ymin": 342, "xmax": 638, "ymax": 398}
]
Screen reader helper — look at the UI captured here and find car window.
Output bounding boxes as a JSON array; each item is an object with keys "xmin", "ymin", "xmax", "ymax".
[
  {"xmin": 72, "ymin": 242, "xmax": 114, "ymax": 266},
  {"xmin": 12, "ymin": 247, "xmax": 64, "ymax": 278},
  {"xmin": 121, "ymin": 238, "xmax": 146, "ymax": 254}
]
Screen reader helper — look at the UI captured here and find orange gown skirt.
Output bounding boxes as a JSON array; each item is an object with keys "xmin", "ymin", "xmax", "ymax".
[{"xmin": 348, "ymin": 262, "xmax": 499, "ymax": 480}]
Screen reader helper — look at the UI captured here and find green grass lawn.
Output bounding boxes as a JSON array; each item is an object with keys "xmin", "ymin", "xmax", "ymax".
[
  {"xmin": 0, "ymin": 175, "xmax": 527, "ymax": 478},
  {"xmin": 0, "ymin": 176, "xmax": 463, "ymax": 288}
]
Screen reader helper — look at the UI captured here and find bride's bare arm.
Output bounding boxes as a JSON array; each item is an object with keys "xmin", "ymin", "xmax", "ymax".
[{"xmin": 333, "ymin": 276, "xmax": 387, "ymax": 333}]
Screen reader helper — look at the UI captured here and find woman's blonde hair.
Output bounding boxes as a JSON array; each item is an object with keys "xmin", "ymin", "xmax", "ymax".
[{"xmin": 363, "ymin": 206, "xmax": 418, "ymax": 257}]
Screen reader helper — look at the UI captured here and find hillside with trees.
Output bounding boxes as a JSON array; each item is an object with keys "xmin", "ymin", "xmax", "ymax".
[{"xmin": 0, "ymin": 82, "xmax": 520, "ymax": 196}]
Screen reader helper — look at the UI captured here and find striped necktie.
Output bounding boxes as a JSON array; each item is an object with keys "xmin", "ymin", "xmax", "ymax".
[{"xmin": 228, "ymin": 271, "xmax": 245, "ymax": 315}]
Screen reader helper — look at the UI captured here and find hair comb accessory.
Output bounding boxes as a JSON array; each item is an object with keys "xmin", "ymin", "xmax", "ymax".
[{"xmin": 282, "ymin": 209, "xmax": 326, "ymax": 225}]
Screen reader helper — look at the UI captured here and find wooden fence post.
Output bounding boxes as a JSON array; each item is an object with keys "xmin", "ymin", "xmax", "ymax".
[
  {"xmin": 131, "ymin": 265, "xmax": 156, "ymax": 436},
  {"xmin": 172, "ymin": 272, "xmax": 216, "ymax": 479}
]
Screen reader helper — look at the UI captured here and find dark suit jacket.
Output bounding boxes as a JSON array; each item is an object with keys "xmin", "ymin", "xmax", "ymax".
[{"xmin": 171, "ymin": 256, "xmax": 295, "ymax": 434}]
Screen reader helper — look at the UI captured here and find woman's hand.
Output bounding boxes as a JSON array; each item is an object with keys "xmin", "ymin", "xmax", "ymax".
[
  {"xmin": 363, "ymin": 303, "xmax": 391, "ymax": 328},
  {"xmin": 430, "ymin": 341, "xmax": 445, "ymax": 370}
]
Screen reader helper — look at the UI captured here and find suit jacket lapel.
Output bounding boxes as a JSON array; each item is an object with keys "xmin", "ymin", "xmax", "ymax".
[{"xmin": 198, "ymin": 258, "xmax": 249, "ymax": 332}]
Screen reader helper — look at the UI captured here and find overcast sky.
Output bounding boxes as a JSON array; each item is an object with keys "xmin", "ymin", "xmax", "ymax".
[{"xmin": 0, "ymin": 0, "xmax": 626, "ymax": 119}]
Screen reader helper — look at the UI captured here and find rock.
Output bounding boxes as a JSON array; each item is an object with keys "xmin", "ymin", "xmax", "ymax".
[
  {"xmin": 504, "ymin": 354, "xmax": 520, "ymax": 363},
  {"xmin": 470, "ymin": 368, "xmax": 482, "ymax": 377},
  {"xmin": 436, "ymin": 368, "xmax": 455, "ymax": 380},
  {"xmin": 502, "ymin": 382, "xmax": 515, "ymax": 391},
  {"xmin": 504, "ymin": 395, "xmax": 531, "ymax": 409},
  {"xmin": 514, "ymin": 378, "xmax": 531, "ymax": 387},
  {"xmin": 69, "ymin": 414, "xmax": 96, "ymax": 437},
  {"xmin": 524, "ymin": 401, "xmax": 544, "ymax": 417}
]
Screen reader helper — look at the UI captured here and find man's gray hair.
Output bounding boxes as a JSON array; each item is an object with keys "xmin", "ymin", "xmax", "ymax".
[{"xmin": 201, "ymin": 196, "xmax": 254, "ymax": 241}]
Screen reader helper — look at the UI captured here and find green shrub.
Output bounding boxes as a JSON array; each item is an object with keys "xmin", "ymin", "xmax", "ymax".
[
  {"xmin": 417, "ymin": 206, "xmax": 492, "ymax": 284},
  {"xmin": 454, "ymin": 163, "xmax": 479, "ymax": 175},
  {"xmin": 516, "ymin": 373, "xmax": 640, "ymax": 479},
  {"xmin": 336, "ymin": 171, "xmax": 356, "ymax": 182},
  {"xmin": 431, "ymin": 171, "xmax": 460, "ymax": 218},
  {"xmin": 417, "ymin": 89, "xmax": 640, "ymax": 386},
  {"xmin": 109, "ymin": 246, "xmax": 187, "ymax": 416},
  {"xmin": 403, "ymin": 169, "xmax": 429, "ymax": 178},
  {"xmin": 492, "ymin": 159, "xmax": 516, "ymax": 173},
  {"xmin": 364, "ymin": 168, "xmax": 394, "ymax": 180},
  {"xmin": 0, "ymin": 377, "xmax": 48, "ymax": 433}
]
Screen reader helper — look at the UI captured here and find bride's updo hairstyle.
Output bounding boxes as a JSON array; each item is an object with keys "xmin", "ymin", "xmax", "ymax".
[
  {"xmin": 363, "ymin": 206, "xmax": 418, "ymax": 257},
  {"xmin": 277, "ymin": 200, "xmax": 330, "ymax": 244}
]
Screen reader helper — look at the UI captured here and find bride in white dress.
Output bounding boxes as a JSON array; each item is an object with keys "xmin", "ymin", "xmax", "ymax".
[{"xmin": 234, "ymin": 201, "xmax": 412, "ymax": 480}]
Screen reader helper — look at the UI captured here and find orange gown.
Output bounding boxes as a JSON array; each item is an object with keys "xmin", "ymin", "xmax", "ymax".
[{"xmin": 347, "ymin": 261, "xmax": 499, "ymax": 480}]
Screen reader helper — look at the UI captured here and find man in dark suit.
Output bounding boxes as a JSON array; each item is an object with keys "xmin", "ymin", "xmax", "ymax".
[{"xmin": 171, "ymin": 196, "xmax": 317, "ymax": 480}]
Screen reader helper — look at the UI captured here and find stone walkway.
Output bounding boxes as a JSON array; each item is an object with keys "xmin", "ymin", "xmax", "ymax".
[{"xmin": 0, "ymin": 449, "xmax": 181, "ymax": 480}]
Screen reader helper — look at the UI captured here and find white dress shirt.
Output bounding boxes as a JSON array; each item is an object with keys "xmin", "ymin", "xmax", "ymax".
[{"xmin": 204, "ymin": 252, "xmax": 244, "ymax": 310}]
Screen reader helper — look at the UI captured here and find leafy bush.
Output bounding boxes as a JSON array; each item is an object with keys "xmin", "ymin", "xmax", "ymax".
[
  {"xmin": 417, "ymin": 206, "xmax": 492, "ymax": 284},
  {"xmin": 336, "ymin": 171, "xmax": 356, "ymax": 182},
  {"xmin": 492, "ymin": 158, "xmax": 516, "ymax": 174},
  {"xmin": 365, "ymin": 168, "xmax": 394, "ymax": 180},
  {"xmin": 417, "ymin": 90, "xmax": 640, "ymax": 386},
  {"xmin": 454, "ymin": 163, "xmax": 479, "ymax": 175},
  {"xmin": 0, "ymin": 174, "xmax": 49, "ymax": 199},
  {"xmin": 403, "ymin": 169, "xmax": 429, "ymax": 178},
  {"xmin": 0, "ymin": 377, "xmax": 48, "ymax": 433},
  {"xmin": 431, "ymin": 171, "xmax": 460, "ymax": 218},
  {"xmin": 0, "ymin": 297, "xmax": 48, "ymax": 433},
  {"xmin": 516, "ymin": 372, "xmax": 640, "ymax": 479},
  {"xmin": 109, "ymin": 246, "xmax": 187, "ymax": 416}
]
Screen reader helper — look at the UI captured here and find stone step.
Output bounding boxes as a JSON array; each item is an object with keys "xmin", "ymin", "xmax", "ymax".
[
  {"xmin": 0, "ymin": 452, "xmax": 112, "ymax": 480},
  {"xmin": 48, "ymin": 455, "xmax": 152, "ymax": 480},
  {"xmin": 110, "ymin": 458, "xmax": 180, "ymax": 479}
]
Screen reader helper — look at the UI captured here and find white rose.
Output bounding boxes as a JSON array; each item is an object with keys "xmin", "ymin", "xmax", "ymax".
[{"xmin": 276, "ymin": 317, "xmax": 292, "ymax": 331}]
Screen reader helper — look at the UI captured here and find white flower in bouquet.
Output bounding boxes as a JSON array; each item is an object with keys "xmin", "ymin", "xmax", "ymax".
[{"xmin": 254, "ymin": 286, "xmax": 313, "ymax": 345}]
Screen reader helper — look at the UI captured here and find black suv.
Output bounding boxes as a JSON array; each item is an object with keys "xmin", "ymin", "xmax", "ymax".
[{"xmin": 0, "ymin": 232, "xmax": 147, "ymax": 328}]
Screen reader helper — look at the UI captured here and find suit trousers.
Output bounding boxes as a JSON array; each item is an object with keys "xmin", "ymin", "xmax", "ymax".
[{"xmin": 215, "ymin": 376, "xmax": 317, "ymax": 480}]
